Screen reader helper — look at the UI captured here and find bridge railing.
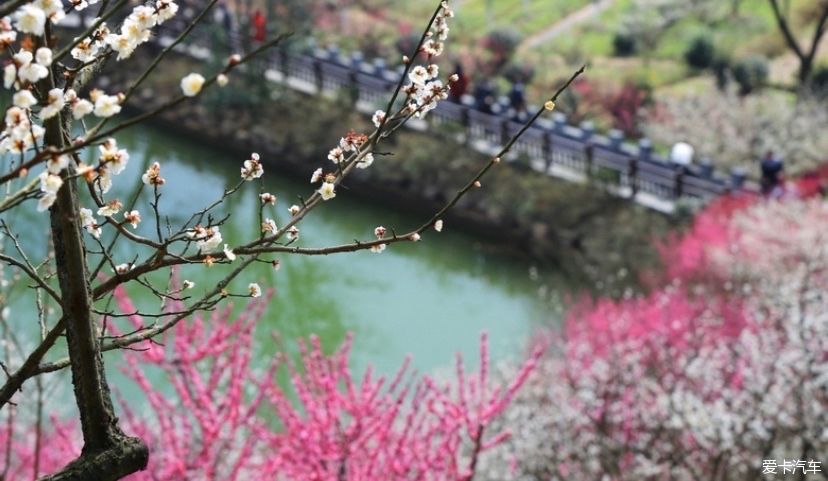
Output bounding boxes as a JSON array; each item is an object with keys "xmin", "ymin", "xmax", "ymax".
[{"xmin": 145, "ymin": 15, "xmax": 743, "ymax": 213}]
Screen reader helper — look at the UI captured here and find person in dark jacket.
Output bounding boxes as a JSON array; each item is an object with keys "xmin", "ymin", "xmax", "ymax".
[
  {"xmin": 508, "ymin": 81, "xmax": 527, "ymax": 121},
  {"xmin": 760, "ymin": 150, "xmax": 784, "ymax": 196},
  {"xmin": 472, "ymin": 78, "xmax": 496, "ymax": 114}
]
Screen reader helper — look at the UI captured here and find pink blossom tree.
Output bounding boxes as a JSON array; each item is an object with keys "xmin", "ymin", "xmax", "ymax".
[
  {"xmin": 481, "ymin": 196, "xmax": 828, "ymax": 481},
  {"xmin": 2, "ymin": 286, "xmax": 543, "ymax": 481}
]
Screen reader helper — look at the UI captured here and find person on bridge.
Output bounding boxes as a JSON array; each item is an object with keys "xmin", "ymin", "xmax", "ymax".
[
  {"xmin": 472, "ymin": 78, "xmax": 497, "ymax": 114},
  {"xmin": 251, "ymin": 9, "xmax": 266, "ymax": 44},
  {"xmin": 760, "ymin": 150, "xmax": 784, "ymax": 196},
  {"xmin": 215, "ymin": 0, "xmax": 234, "ymax": 32},
  {"xmin": 508, "ymin": 81, "xmax": 527, "ymax": 121},
  {"xmin": 448, "ymin": 62, "xmax": 468, "ymax": 103}
]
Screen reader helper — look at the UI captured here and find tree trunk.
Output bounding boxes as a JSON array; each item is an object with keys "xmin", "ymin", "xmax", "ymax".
[{"xmin": 38, "ymin": 60, "xmax": 148, "ymax": 481}]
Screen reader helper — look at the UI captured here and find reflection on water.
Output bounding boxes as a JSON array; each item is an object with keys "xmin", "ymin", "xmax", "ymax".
[{"xmin": 7, "ymin": 123, "xmax": 573, "ymax": 380}]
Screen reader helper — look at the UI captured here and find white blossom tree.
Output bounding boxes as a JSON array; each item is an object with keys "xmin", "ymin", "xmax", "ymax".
[
  {"xmin": 479, "ymin": 197, "xmax": 828, "ymax": 481},
  {"xmin": 642, "ymin": 88, "xmax": 828, "ymax": 176}
]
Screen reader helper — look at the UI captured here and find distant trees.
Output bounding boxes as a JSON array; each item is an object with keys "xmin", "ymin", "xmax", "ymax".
[
  {"xmin": 614, "ymin": 0, "xmax": 719, "ymax": 57},
  {"xmin": 641, "ymin": 88, "xmax": 828, "ymax": 175},
  {"xmin": 768, "ymin": 0, "xmax": 828, "ymax": 85}
]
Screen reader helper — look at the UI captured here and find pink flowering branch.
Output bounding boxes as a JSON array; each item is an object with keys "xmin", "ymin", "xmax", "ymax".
[{"xmin": 2, "ymin": 288, "xmax": 542, "ymax": 481}]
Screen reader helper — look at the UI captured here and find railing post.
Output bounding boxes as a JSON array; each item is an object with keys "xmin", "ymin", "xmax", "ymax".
[
  {"xmin": 279, "ymin": 48, "xmax": 289, "ymax": 76},
  {"xmin": 632, "ymin": 138, "xmax": 651, "ymax": 197},
  {"xmin": 608, "ymin": 129, "xmax": 624, "ymax": 151},
  {"xmin": 501, "ymin": 118, "xmax": 511, "ymax": 147},
  {"xmin": 580, "ymin": 121, "xmax": 594, "ymax": 178},
  {"xmin": 348, "ymin": 69, "xmax": 359, "ymax": 105},
  {"xmin": 674, "ymin": 167, "xmax": 685, "ymax": 199},
  {"xmin": 543, "ymin": 131, "xmax": 553, "ymax": 173},
  {"xmin": 313, "ymin": 59, "xmax": 324, "ymax": 93},
  {"xmin": 461, "ymin": 105, "xmax": 471, "ymax": 146}
]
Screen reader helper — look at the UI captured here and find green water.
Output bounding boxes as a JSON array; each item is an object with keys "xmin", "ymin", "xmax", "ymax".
[{"xmin": 5, "ymin": 124, "xmax": 571, "ymax": 380}]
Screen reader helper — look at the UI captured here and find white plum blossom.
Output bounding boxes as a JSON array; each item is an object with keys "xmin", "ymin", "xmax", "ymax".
[
  {"xmin": 95, "ymin": 168, "xmax": 113, "ymax": 194},
  {"xmin": 106, "ymin": 33, "xmax": 139, "ymax": 61},
  {"xmin": 370, "ymin": 243, "xmax": 386, "ymax": 253},
  {"xmin": 180, "ymin": 73, "xmax": 205, "ymax": 97},
  {"xmin": 189, "ymin": 225, "xmax": 223, "ymax": 253},
  {"xmin": 374, "ymin": 226, "xmax": 387, "ymax": 239},
  {"xmin": 259, "ymin": 193, "xmax": 277, "ymax": 205},
  {"xmin": 130, "ymin": 5, "xmax": 157, "ymax": 29},
  {"xmin": 155, "ymin": 0, "xmax": 179, "ymax": 23},
  {"xmin": 223, "ymin": 244, "xmax": 236, "ymax": 261},
  {"xmin": 339, "ymin": 131, "xmax": 368, "ymax": 152},
  {"xmin": 286, "ymin": 226, "xmax": 299, "ymax": 241},
  {"xmin": 35, "ymin": 47, "xmax": 52, "ymax": 67},
  {"xmin": 71, "ymin": 99, "xmax": 94, "ymax": 120},
  {"xmin": 248, "ymin": 283, "xmax": 262, "ymax": 298},
  {"xmin": 79, "ymin": 208, "xmax": 95, "ymax": 227},
  {"xmin": 37, "ymin": 172, "xmax": 63, "ymax": 211},
  {"xmin": 124, "ymin": 210, "xmax": 141, "ymax": 228},
  {"xmin": 0, "ymin": 18, "xmax": 17, "ymax": 47},
  {"xmin": 434, "ymin": 219, "xmax": 443, "ymax": 232},
  {"xmin": 97, "ymin": 199, "xmax": 122, "ymax": 217},
  {"xmin": 372, "ymin": 110, "xmax": 386, "ymax": 128},
  {"xmin": 310, "ymin": 167, "xmax": 322, "ymax": 183},
  {"xmin": 40, "ymin": 88, "xmax": 65, "ymax": 120},
  {"xmin": 422, "ymin": 39, "xmax": 444, "ymax": 56},
  {"xmin": 16, "ymin": 51, "xmax": 49, "ymax": 84},
  {"xmin": 113, "ymin": 263, "xmax": 132, "ymax": 275},
  {"xmin": 79, "ymin": 207, "xmax": 102, "ymax": 238},
  {"xmin": 261, "ymin": 218, "xmax": 277, "ymax": 234},
  {"xmin": 13, "ymin": 90, "xmax": 37, "ymax": 108},
  {"xmin": 46, "ymin": 154, "xmax": 69, "ymax": 174},
  {"xmin": 356, "ymin": 152, "xmax": 374, "ymax": 169},
  {"xmin": 425, "ymin": 64, "xmax": 439, "ymax": 79},
  {"xmin": 14, "ymin": 5, "xmax": 46, "ymax": 36},
  {"xmin": 65, "ymin": 88, "xmax": 94, "ymax": 120},
  {"xmin": 98, "ymin": 138, "xmax": 129, "ymax": 175},
  {"xmin": 410, "ymin": 233, "xmax": 421, "ymax": 242},
  {"xmin": 327, "ymin": 147, "xmax": 345, "ymax": 164},
  {"xmin": 241, "ymin": 153, "xmax": 263, "ymax": 180},
  {"xmin": 3, "ymin": 64, "xmax": 15, "ymax": 89},
  {"xmin": 92, "ymin": 91, "xmax": 122, "ymax": 118},
  {"xmin": 288, "ymin": 205, "xmax": 300, "ymax": 216},
  {"xmin": 216, "ymin": 73, "xmax": 229, "ymax": 87},
  {"xmin": 318, "ymin": 182, "xmax": 336, "ymax": 201},
  {"xmin": 182, "ymin": 279, "xmax": 195, "ymax": 290},
  {"xmin": 71, "ymin": 38, "xmax": 101, "ymax": 62},
  {"xmin": 142, "ymin": 161, "xmax": 165, "ymax": 186},
  {"xmin": 35, "ymin": 0, "xmax": 65, "ymax": 23},
  {"xmin": 98, "ymin": 2, "xmax": 176, "ymax": 61},
  {"xmin": 1, "ymin": 106, "xmax": 44, "ymax": 154},
  {"xmin": 408, "ymin": 66, "xmax": 429, "ymax": 86}
]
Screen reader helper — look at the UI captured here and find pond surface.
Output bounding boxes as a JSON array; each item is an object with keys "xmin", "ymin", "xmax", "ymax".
[{"xmin": 6, "ymin": 123, "xmax": 573, "ymax": 380}]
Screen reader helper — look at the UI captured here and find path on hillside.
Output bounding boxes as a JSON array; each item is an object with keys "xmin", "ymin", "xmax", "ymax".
[{"xmin": 518, "ymin": 0, "xmax": 616, "ymax": 53}]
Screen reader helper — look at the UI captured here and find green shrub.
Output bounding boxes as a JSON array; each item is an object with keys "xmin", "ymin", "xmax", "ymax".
[
  {"xmin": 732, "ymin": 56, "xmax": 769, "ymax": 95},
  {"xmin": 684, "ymin": 35, "xmax": 716, "ymax": 70},
  {"xmin": 811, "ymin": 66, "xmax": 828, "ymax": 95},
  {"xmin": 613, "ymin": 31, "xmax": 637, "ymax": 57},
  {"xmin": 712, "ymin": 55, "xmax": 731, "ymax": 90}
]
